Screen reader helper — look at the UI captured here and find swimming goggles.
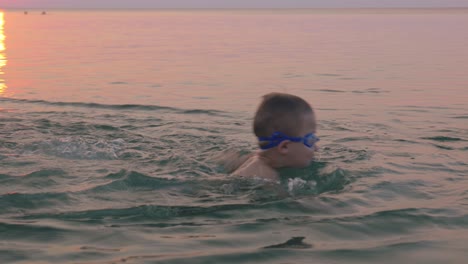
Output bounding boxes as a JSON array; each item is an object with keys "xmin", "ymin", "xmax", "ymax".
[{"xmin": 258, "ymin": 132, "xmax": 320, "ymax": 150}]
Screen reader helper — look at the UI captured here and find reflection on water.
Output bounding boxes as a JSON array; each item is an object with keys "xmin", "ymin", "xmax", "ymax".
[
  {"xmin": 3, "ymin": 9, "xmax": 467, "ymax": 110},
  {"xmin": 0, "ymin": 11, "xmax": 6, "ymax": 95}
]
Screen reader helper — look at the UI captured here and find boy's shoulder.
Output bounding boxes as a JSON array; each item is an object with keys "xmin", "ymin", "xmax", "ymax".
[{"xmin": 231, "ymin": 155, "xmax": 279, "ymax": 182}]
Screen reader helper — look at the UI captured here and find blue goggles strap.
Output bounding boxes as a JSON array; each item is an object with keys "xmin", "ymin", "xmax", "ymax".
[{"xmin": 258, "ymin": 132, "xmax": 306, "ymax": 150}]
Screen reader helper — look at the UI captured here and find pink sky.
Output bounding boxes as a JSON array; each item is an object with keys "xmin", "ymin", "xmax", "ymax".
[{"xmin": 2, "ymin": 0, "xmax": 468, "ymax": 9}]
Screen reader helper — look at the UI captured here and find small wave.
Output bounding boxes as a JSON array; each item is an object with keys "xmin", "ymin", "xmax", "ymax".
[
  {"xmin": 318, "ymin": 89, "xmax": 346, "ymax": 93},
  {"xmin": 287, "ymin": 178, "xmax": 317, "ymax": 196},
  {"xmin": 0, "ymin": 97, "xmax": 226, "ymax": 116},
  {"xmin": 283, "ymin": 73, "xmax": 305, "ymax": 78},
  {"xmin": 315, "ymin": 168, "xmax": 351, "ymax": 194},
  {"xmin": 0, "ymin": 169, "xmax": 66, "ymax": 189},
  {"xmin": 421, "ymin": 136, "xmax": 465, "ymax": 142},
  {"xmin": 393, "ymin": 138, "xmax": 420, "ymax": 144},
  {"xmin": 181, "ymin": 109, "xmax": 225, "ymax": 116},
  {"xmin": 280, "ymin": 164, "xmax": 351, "ymax": 196},
  {"xmin": 22, "ymin": 137, "xmax": 126, "ymax": 160},
  {"xmin": 334, "ymin": 136, "xmax": 373, "ymax": 142},
  {"xmin": 321, "ymin": 145, "xmax": 371, "ymax": 163},
  {"xmin": 317, "ymin": 73, "xmax": 342, "ymax": 77},
  {"xmin": 81, "ymin": 170, "xmax": 181, "ymax": 193},
  {"xmin": 16, "ymin": 203, "xmax": 252, "ymax": 223},
  {"xmin": 401, "ymin": 105, "xmax": 464, "ymax": 110},
  {"xmin": 0, "ymin": 221, "xmax": 76, "ymax": 242},
  {"xmin": 0, "ymin": 117, "xmax": 23, "ymax": 122},
  {"xmin": 0, "ymin": 97, "xmax": 174, "ymax": 111},
  {"xmin": 0, "ymin": 191, "xmax": 73, "ymax": 214},
  {"xmin": 433, "ymin": 144, "xmax": 454, "ymax": 150},
  {"xmin": 333, "ymin": 208, "xmax": 468, "ymax": 229},
  {"xmin": 263, "ymin": 236, "xmax": 312, "ymax": 249},
  {"xmin": 352, "ymin": 88, "xmax": 389, "ymax": 94}
]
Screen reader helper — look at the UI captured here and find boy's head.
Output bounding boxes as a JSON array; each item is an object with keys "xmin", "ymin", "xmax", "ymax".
[
  {"xmin": 254, "ymin": 93, "xmax": 313, "ymax": 138},
  {"xmin": 253, "ymin": 92, "xmax": 318, "ymax": 167}
]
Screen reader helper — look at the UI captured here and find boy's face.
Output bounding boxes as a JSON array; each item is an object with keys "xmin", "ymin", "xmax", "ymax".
[{"xmin": 286, "ymin": 112, "xmax": 318, "ymax": 168}]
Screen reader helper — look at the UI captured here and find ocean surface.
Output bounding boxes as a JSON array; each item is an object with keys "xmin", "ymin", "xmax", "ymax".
[{"xmin": 1, "ymin": 8, "xmax": 467, "ymax": 264}]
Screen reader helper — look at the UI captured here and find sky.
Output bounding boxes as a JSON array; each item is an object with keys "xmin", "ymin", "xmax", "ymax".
[{"xmin": 2, "ymin": 0, "xmax": 468, "ymax": 9}]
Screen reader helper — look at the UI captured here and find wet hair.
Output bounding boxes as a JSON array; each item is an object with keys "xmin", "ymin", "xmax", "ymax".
[{"xmin": 253, "ymin": 93, "xmax": 313, "ymax": 140}]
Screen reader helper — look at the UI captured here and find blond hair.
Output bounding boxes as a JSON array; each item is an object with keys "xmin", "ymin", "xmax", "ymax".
[{"xmin": 253, "ymin": 93, "xmax": 313, "ymax": 140}]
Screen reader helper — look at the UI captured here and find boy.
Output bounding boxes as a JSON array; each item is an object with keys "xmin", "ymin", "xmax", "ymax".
[{"xmin": 231, "ymin": 92, "xmax": 319, "ymax": 182}]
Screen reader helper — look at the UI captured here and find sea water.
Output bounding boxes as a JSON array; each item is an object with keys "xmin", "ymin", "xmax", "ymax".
[{"xmin": 0, "ymin": 9, "xmax": 467, "ymax": 264}]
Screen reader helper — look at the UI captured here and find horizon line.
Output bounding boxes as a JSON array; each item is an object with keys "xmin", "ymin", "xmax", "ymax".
[{"xmin": 2, "ymin": 6, "xmax": 468, "ymax": 10}]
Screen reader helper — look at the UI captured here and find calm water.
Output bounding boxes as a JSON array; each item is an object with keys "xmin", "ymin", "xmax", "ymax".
[{"xmin": 1, "ymin": 8, "xmax": 467, "ymax": 264}]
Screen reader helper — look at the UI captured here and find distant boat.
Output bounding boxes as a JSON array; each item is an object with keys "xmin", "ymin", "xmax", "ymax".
[
  {"xmin": 41, "ymin": 11, "xmax": 46, "ymax": 15},
  {"xmin": 24, "ymin": 11, "xmax": 28, "ymax": 15}
]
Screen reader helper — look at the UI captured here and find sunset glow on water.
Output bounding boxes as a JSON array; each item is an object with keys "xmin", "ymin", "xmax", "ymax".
[{"xmin": 0, "ymin": 11, "xmax": 6, "ymax": 96}]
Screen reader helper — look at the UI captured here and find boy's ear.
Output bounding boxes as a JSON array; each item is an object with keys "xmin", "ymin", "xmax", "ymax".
[{"xmin": 278, "ymin": 140, "xmax": 290, "ymax": 154}]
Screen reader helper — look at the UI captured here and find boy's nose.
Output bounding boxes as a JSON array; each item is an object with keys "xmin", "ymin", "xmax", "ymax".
[{"xmin": 313, "ymin": 144, "xmax": 319, "ymax": 152}]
